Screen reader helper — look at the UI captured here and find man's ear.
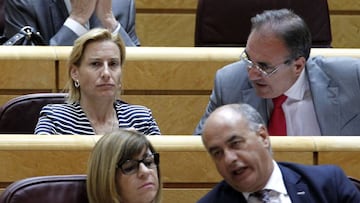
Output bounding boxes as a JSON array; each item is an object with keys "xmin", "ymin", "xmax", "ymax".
[
  {"xmin": 257, "ymin": 125, "xmax": 271, "ymax": 148},
  {"xmin": 294, "ymin": 56, "xmax": 306, "ymax": 76},
  {"xmin": 70, "ymin": 65, "xmax": 79, "ymax": 81}
]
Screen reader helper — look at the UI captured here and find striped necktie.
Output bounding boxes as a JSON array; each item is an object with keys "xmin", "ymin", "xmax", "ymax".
[{"xmin": 248, "ymin": 189, "xmax": 281, "ymax": 203}]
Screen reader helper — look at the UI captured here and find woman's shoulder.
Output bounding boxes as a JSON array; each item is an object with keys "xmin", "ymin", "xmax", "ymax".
[
  {"xmin": 115, "ymin": 100, "xmax": 151, "ymax": 111},
  {"xmin": 42, "ymin": 102, "xmax": 79, "ymax": 109},
  {"xmin": 40, "ymin": 103, "xmax": 82, "ymax": 114}
]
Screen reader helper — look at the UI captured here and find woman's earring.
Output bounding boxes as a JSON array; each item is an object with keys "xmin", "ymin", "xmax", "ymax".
[{"xmin": 74, "ymin": 80, "xmax": 80, "ymax": 88}]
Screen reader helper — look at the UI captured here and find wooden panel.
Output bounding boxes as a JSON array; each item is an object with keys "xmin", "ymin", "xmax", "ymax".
[
  {"xmin": 0, "ymin": 46, "xmax": 57, "ymax": 95},
  {"xmin": 136, "ymin": 14, "xmax": 196, "ymax": 47},
  {"xmin": 314, "ymin": 136, "xmax": 360, "ymax": 178},
  {"xmin": 162, "ymin": 189, "xmax": 210, "ymax": 203},
  {"xmin": 0, "ymin": 95, "xmax": 16, "ymax": 107},
  {"xmin": 160, "ymin": 151, "xmax": 221, "ymax": 182},
  {"xmin": 318, "ymin": 152, "xmax": 360, "ymax": 178},
  {"xmin": 122, "ymin": 95, "xmax": 209, "ymax": 135},
  {"xmin": 0, "ymin": 151, "xmax": 89, "ymax": 181},
  {"xmin": 274, "ymin": 152, "xmax": 314, "ymax": 165},
  {"xmin": 136, "ymin": 0, "xmax": 196, "ymax": 9},
  {"xmin": 134, "ymin": 0, "xmax": 360, "ymax": 48},
  {"xmin": 137, "ymin": 0, "xmax": 360, "ymax": 11},
  {"xmin": 271, "ymin": 136, "xmax": 315, "ymax": 165},
  {"xmin": 57, "ymin": 47, "xmax": 240, "ymax": 89},
  {"xmin": 328, "ymin": 0, "xmax": 360, "ymax": 11},
  {"xmin": 122, "ymin": 61, "xmax": 221, "ymax": 90},
  {"xmin": 0, "ymin": 60, "xmax": 56, "ymax": 90},
  {"xmin": 330, "ymin": 15, "xmax": 360, "ymax": 48},
  {"xmin": 1, "ymin": 136, "xmax": 359, "ymax": 201}
]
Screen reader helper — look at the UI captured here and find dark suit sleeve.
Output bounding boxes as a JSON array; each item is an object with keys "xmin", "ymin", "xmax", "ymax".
[
  {"xmin": 50, "ymin": 26, "xmax": 81, "ymax": 46},
  {"xmin": 193, "ymin": 61, "xmax": 249, "ymax": 135},
  {"xmin": 3, "ymin": 0, "xmax": 38, "ymax": 42},
  {"xmin": 4, "ymin": 0, "xmax": 140, "ymax": 46},
  {"xmin": 112, "ymin": 0, "xmax": 139, "ymax": 46},
  {"xmin": 4, "ymin": 0, "xmax": 77, "ymax": 45},
  {"xmin": 197, "ymin": 181, "xmax": 246, "ymax": 203},
  {"xmin": 333, "ymin": 166, "xmax": 360, "ymax": 202},
  {"xmin": 280, "ymin": 162, "xmax": 360, "ymax": 202}
]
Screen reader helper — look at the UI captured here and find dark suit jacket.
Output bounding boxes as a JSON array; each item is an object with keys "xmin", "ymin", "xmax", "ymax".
[
  {"xmin": 197, "ymin": 162, "xmax": 360, "ymax": 203},
  {"xmin": 4, "ymin": 0, "xmax": 139, "ymax": 46},
  {"xmin": 194, "ymin": 56, "xmax": 360, "ymax": 135}
]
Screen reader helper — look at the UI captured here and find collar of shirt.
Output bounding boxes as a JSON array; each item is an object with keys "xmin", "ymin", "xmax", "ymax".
[
  {"xmin": 284, "ymin": 68, "xmax": 308, "ymax": 101},
  {"xmin": 243, "ymin": 160, "xmax": 288, "ymax": 200}
]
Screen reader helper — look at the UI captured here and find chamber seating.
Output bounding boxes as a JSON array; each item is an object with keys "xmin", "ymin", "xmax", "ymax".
[
  {"xmin": 0, "ymin": 93, "xmax": 67, "ymax": 134},
  {"xmin": 0, "ymin": 175, "xmax": 88, "ymax": 203},
  {"xmin": 1, "ymin": 47, "xmax": 360, "ymax": 134},
  {"xmin": 349, "ymin": 176, "xmax": 360, "ymax": 191},
  {"xmin": 195, "ymin": 0, "xmax": 332, "ymax": 47},
  {"xmin": 0, "ymin": 136, "xmax": 359, "ymax": 203}
]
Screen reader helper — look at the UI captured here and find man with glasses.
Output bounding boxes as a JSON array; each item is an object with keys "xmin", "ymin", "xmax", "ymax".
[{"xmin": 194, "ymin": 8, "xmax": 360, "ymax": 136}]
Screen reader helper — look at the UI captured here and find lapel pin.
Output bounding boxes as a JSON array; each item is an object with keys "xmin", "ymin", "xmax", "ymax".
[{"xmin": 297, "ymin": 191, "xmax": 305, "ymax": 195}]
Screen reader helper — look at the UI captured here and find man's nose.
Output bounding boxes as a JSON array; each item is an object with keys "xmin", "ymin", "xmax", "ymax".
[
  {"xmin": 223, "ymin": 149, "xmax": 237, "ymax": 165},
  {"xmin": 247, "ymin": 65, "xmax": 263, "ymax": 80}
]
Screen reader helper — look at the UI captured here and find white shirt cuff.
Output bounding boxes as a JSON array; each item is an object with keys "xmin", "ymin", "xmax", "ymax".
[
  {"xmin": 112, "ymin": 23, "xmax": 121, "ymax": 34},
  {"xmin": 64, "ymin": 18, "xmax": 88, "ymax": 36}
]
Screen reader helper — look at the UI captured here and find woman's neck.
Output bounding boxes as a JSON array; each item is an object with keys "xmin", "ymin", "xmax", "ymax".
[{"xmin": 80, "ymin": 99, "xmax": 118, "ymax": 134}]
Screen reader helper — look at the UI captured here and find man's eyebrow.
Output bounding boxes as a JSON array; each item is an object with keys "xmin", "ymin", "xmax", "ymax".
[
  {"xmin": 208, "ymin": 145, "xmax": 219, "ymax": 154},
  {"xmin": 244, "ymin": 50, "xmax": 270, "ymax": 67},
  {"xmin": 225, "ymin": 134, "xmax": 242, "ymax": 144}
]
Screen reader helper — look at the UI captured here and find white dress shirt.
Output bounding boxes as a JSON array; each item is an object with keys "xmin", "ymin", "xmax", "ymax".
[
  {"xmin": 243, "ymin": 160, "xmax": 292, "ymax": 203},
  {"xmin": 63, "ymin": 0, "xmax": 89, "ymax": 36},
  {"xmin": 283, "ymin": 69, "xmax": 321, "ymax": 136},
  {"xmin": 63, "ymin": 0, "xmax": 121, "ymax": 36}
]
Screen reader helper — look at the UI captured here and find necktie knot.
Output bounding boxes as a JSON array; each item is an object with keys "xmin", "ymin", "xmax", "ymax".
[
  {"xmin": 248, "ymin": 189, "xmax": 281, "ymax": 203},
  {"xmin": 272, "ymin": 95, "xmax": 287, "ymax": 108}
]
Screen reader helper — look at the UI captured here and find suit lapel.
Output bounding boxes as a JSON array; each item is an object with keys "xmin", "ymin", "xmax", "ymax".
[
  {"xmin": 279, "ymin": 165, "xmax": 312, "ymax": 203},
  {"xmin": 241, "ymin": 88, "xmax": 270, "ymax": 123},
  {"xmin": 306, "ymin": 63, "xmax": 341, "ymax": 135}
]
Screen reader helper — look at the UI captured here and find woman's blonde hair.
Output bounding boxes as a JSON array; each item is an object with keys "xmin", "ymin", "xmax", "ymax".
[
  {"xmin": 86, "ymin": 129, "xmax": 162, "ymax": 203},
  {"xmin": 66, "ymin": 28, "xmax": 126, "ymax": 103}
]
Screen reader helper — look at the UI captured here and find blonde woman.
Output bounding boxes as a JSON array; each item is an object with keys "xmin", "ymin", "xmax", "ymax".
[{"xmin": 35, "ymin": 28, "xmax": 160, "ymax": 135}]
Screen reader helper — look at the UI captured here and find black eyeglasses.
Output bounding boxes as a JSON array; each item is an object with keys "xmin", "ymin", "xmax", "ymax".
[
  {"xmin": 240, "ymin": 50, "xmax": 292, "ymax": 77},
  {"xmin": 117, "ymin": 153, "xmax": 159, "ymax": 175}
]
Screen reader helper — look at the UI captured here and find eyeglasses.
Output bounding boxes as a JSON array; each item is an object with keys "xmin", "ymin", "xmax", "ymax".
[
  {"xmin": 240, "ymin": 50, "xmax": 292, "ymax": 77},
  {"xmin": 117, "ymin": 153, "xmax": 159, "ymax": 175}
]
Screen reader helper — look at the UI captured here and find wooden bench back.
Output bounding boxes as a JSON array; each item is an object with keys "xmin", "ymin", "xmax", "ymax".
[
  {"xmin": 0, "ymin": 135, "xmax": 359, "ymax": 203},
  {"xmin": 1, "ymin": 47, "xmax": 360, "ymax": 134}
]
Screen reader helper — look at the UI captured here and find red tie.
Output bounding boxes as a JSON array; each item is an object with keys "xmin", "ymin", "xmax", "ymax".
[{"xmin": 268, "ymin": 95, "xmax": 287, "ymax": 136}]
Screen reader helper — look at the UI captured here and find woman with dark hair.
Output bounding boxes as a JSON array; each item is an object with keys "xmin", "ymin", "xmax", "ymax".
[{"xmin": 87, "ymin": 129, "xmax": 162, "ymax": 203}]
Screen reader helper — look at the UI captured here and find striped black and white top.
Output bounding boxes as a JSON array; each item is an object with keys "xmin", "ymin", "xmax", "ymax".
[{"xmin": 34, "ymin": 100, "xmax": 160, "ymax": 135}]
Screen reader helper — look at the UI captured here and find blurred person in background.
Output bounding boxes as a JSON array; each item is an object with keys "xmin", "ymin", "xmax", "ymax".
[{"xmin": 4, "ymin": 0, "xmax": 139, "ymax": 46}]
